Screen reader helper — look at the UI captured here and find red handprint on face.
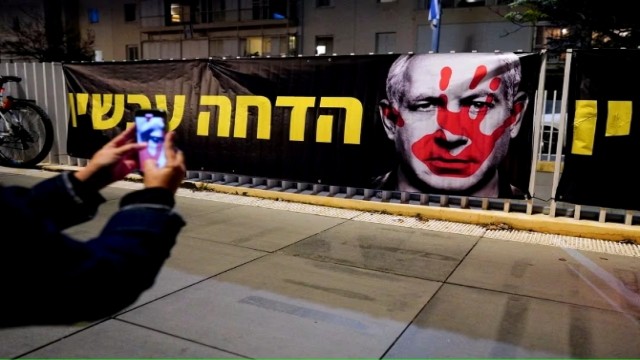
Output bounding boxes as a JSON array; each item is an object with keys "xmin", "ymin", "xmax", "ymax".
[{"xmin": 409, "ymin": 64, "xmax": 518, "ymax": 177}]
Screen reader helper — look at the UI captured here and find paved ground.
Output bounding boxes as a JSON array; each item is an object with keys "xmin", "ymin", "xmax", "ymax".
[{"xmin": 1, "ymin": 167, "xmax": 639, "ymax": 358}]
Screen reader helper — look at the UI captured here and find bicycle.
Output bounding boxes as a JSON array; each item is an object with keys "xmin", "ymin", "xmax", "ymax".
[{"xmin": 0, "ymin": 75, "xmax": 54, "ymax": 168}]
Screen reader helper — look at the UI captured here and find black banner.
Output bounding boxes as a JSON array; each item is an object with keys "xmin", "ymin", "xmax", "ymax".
[
  {"xmin": 64, "ymin": 59, "xmax": 212, "ymax": 158},
  {"xmin": 63, "ymin": 52, "xmax": 541, "ymax": 199},
  {"xmin": 556, "ymin": 49, "xmax": 640, "ymax": 210}
]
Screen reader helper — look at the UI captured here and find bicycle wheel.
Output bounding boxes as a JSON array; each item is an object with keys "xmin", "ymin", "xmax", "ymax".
[{"xmin": 0, "ymin": 101, "xmax": 54, "ymax": 168}]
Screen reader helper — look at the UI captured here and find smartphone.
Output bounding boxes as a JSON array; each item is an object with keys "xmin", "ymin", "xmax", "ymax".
[{"xmin": 134, "ymin": 109, "xmax": 167, "ymax": 169}]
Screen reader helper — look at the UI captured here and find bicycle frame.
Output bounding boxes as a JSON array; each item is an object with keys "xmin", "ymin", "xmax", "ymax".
[
  {"xmin": 0, "ymin": 74, "xmax": 54, "ymax": 167},
  {"xmin": 0, "ymin": 76, "xmax": 35, "ymax": 139},
  {"xmin": 0, "ymin": 94, "xmax": 20, "ymax": 139},
  {"xmin": 0, "ymin": 94, "xmax": 16, "ymax": 139}
]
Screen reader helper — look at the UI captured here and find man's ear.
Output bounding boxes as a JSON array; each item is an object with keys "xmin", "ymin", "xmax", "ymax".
[
  {"xmin": 509, "ymin": 92, "xmax": 529, "ymax": 138},
  {"xmin": 379, "ymin": 99, "xmax": 398, "ymax": 141}
]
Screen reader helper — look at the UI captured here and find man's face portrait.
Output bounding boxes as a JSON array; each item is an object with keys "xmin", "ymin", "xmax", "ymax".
[
  {"xmin": 144, "ymin": 127, "xmax": 164, "ymax": 157},
  {"xmin": 137, "ymin": 115, "xmax": 165, "ymax": 157},
  {"xmin": 136, "ymin": 113, "xmax": 167, "ymax": 167},
  {"xmin": 380, "ymin": 53, "xmax": 528, "ymax": 196}
]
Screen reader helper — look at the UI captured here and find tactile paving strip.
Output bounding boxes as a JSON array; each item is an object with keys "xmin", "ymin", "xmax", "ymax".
[
  {"xmin": 176, "ymin": 187, "xmax": 362, "ymax": 219},
  {"xmin": 484, "ymin": 229, "xmax": 640, "ymax": 257},
  {"xmin": 352, "ymin": 212, "xmax": 487, "ymax": 237},
  {"xmin": 178, "ymin": 188, "xmax": 265, "ymax": 206},
  {"xmin": 251, "ymin": 198, "xmax": 363, "ymax": 219},
  {"xmin": 174, "ymin": 186, "xmax": 640, "ymax": 257}
]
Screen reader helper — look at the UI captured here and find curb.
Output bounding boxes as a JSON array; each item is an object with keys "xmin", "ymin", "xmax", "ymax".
[
  {"xmin": 187, "ymin": 181, "xmax": 640, "ymax": 245},
  {"xmin": 39, "ymin": 164, "xmax": 639, "ymax": 245}
]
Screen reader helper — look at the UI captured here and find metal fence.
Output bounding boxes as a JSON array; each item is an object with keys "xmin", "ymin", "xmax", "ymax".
[{"xmin": 0, "ymin": 62, "xmax": 70, "ymax": 166}]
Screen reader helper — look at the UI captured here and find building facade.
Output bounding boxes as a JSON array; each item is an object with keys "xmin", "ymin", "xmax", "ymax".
[
  {"xmin": 302, "ymin": 0, "xmax": 534, "ymax": 56},
  {"xmin": 1, "ymin": 0, "xmax": 564, "ymax": 68},
  {"xmin": 81, "ymin": 0, "xmax": 540, "ymax": 60}
]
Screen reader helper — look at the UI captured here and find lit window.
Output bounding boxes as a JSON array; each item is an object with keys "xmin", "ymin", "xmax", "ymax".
[
  {"xmin": 171, "ymin": 4, "xmax": 181, "ymax": 23},
  {"xmin": 288, "ymin": 35, "xmax": 297, "ymax": 55},
  {"xmin": 315, "ymin": 36, "xmax": 333, "ymax": 55},
  {"xmin": 246, "ymin": 37, "xmax": 263, "ymax": 56},
  {"xmin": 168, "ymin": 2, "xmax": 191, "ymax": 24}
]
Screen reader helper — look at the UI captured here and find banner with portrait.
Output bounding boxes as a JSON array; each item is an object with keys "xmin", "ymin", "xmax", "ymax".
[
  {"xmin": 555, "ymin": 49, "xmax": 640, "ymax": 210},
  {"xmin": 63, "ymin": 52, "xmax": 542, "ymax": 199}
]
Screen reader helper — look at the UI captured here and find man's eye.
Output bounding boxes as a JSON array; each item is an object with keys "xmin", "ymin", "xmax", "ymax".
[
  {"xmin": 407, "ymin": 102, "xmax": 436, "ymax": 112},
  {"xmin": 470, "ymin": 101, "xmax": 494, "ymax": 110}
]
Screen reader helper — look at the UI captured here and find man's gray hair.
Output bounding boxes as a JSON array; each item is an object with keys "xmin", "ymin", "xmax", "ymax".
[{"xmin": 385, "ymin": 53, "xmax": 523, "ymax": 109}]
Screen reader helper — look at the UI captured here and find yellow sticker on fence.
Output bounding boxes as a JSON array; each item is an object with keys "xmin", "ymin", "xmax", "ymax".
[
  {"xmin": 571, "ymin": 100, "xmax": 597, "ymax": 156},
  {"xmin": 605, "ymin": 101, "xmax": 632, "ymax": 137}
]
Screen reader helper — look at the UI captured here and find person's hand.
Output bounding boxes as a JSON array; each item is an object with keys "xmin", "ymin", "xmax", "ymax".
[
  {"xmin": 141, "ymin": 131, "xmax": 186, "ymax": 193},
  {"xmin": 74, "ymin": 126, "xmax": 145, "ymax": 190}
]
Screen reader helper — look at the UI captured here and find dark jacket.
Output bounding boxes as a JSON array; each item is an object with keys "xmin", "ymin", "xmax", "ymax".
[{"xmin": 0, "ymin": 172, "xmax": 185, "ymax": 327}]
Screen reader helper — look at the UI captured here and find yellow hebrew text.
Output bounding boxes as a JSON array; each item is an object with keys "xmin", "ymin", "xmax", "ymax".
[
  {"xmin": 198, "ymin": 95, "xmax": 232, "ymax": 136},
  {"xmin": 316, "ymin": 115, "xmax": 333, "ymax": 143},
  {"xmin": 68, "ymin": 93, "xmax": 89, "ymax": 127},
  {"xmin": 127, "ymin": 94, "xmax": 152, "ymax": 110},
  {"xmin": 92, "ymin": 94, "xmax": 125, "ymax": 130},
  {"xmin": 68, "ymin": 94, "xmax": 77, "ymax": 127},
  {"xmin": 275, "ymin": 96, "xmax": 316, "ymax": 141},
  {"xmin": 155, "ymin": 95, "xmax": 186, "ymax": 131},
  {"xmin": 76, "ymin": 93, "xmax": 89, "ymax": 115},
  {"xmin": 319, "ymin": 97, "xmax": 363, "ymax": 144},
  {"xmin": 69, "ymin": 93, "xmax": 364, "ymax": 144},
  {"xmin": 234, "ymin": 95, "xmax": 272, "ymax": 139}
]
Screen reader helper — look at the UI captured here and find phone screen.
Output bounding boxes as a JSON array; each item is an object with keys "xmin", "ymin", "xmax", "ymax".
[{"xmin": 135, "ymin": 110, "xmax": 167, "ymax": 169}]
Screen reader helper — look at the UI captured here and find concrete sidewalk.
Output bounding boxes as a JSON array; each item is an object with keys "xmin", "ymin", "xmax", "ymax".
[{"xmin": 1, "ymin": 167, "xmax": 639, "ymax": 358}]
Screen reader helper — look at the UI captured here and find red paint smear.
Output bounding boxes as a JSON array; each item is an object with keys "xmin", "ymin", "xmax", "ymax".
[
  {"xmin": 439, "ymin": 67, "xmax": 452, "ymax": 91},
  {"xmin": 490, "ymin": 77, "xmax": 501, "ymax": 91},
  {"xmin": 469, "ymin": 65, "xmax": 487, "ymax": 90},
  {"xmin": 384, "ymin": 107, "xmax": 404, "ymax": 127},
  {"xmin": 410, "ymin": 94, "xmax": 518, "ymax": 178}
]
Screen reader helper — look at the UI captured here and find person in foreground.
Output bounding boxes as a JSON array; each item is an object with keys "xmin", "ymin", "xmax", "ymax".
[
  {"xmin": 0, "ymin": 125, "xmax": 186, "ymax": 327},
  {"xmin": 376, "ymin": 52, "xmax": 529, "ymax": 198}
]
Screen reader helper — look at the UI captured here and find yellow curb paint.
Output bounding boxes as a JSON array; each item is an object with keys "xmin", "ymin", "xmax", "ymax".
[{"xmin": 196, "ymin": 182, "xmax": 640, "ymax": 245}]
